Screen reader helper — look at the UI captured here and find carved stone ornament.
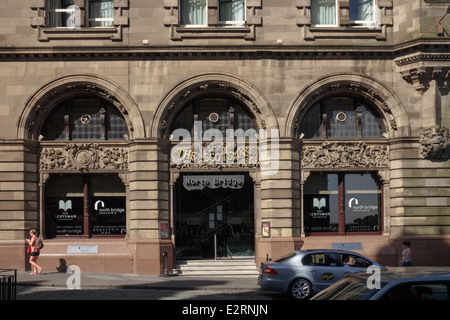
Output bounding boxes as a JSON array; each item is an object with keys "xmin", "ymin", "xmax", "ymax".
[
  {"xmin": 40, "ymin": 143, "xmax": 129, "ymax": 171},
  {"xmin": 419, "ymin": 125, "xmax": 450, "ymax": 159},
  {"xmin": 301, "ymin": 141, "xmax": 389, "ymax": 168}
]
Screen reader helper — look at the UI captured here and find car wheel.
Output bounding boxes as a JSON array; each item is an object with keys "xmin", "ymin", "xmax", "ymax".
[{"xmin": 289, "ymin": 279, "xmax": 313, "ymax": 300}]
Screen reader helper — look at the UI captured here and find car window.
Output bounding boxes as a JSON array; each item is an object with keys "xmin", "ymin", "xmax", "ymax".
[
  {"xmin": 302, "ymin": 253, "xmax": 339, "ymax": 267},
  {"xmin": 381, "ymin": 282, "xmax": 450, "ymax": 300},
  {"xmin": 340, "ymin": 254, "xmax": 372, "ymax": 268}
]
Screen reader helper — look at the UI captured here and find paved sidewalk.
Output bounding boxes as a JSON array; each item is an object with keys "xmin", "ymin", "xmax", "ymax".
[{"xmin": 16, "ymin": 270, "xmax": 261, "ymax": 292}]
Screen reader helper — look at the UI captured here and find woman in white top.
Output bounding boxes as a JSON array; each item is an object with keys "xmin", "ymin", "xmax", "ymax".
[{"xmin": 400, "ymin": 241, "xmax": 412, "ymax": 266}]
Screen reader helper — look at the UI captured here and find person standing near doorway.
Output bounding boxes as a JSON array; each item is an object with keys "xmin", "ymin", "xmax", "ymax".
[{"xmin": 26, "ymin": 229, "xmax": 42, "ymax": 274}]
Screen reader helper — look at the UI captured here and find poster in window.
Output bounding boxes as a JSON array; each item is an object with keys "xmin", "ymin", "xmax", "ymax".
[
  {"xmin": 160, "ymin": 223, "xmax": 169, "ymax": 239},
  {"xmin": 92, "ymin": 197, "xmax": 126, "ymax": 235},
  {"xmin": 262, "ymin": 222, "xmax": 270, "ymax": 238},
  {"xmin": 48, "ymin": 198, "xmax": 84, "ymax": 236},
  {"xmin": 346, "ymin": 194, "xmax": 380, "ymax": 232},
  {"xmin": 304, "ymin": 195, "xmax": 338, "ymax": 233},
  {"xmin": 345, "ymin": 173, "xmax": 381, "ymax": 232}
]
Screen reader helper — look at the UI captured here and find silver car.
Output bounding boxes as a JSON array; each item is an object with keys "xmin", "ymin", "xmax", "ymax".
[
  {"xmin": 258, "ymin": 249, "xmax": 383, "ymax": 300},
  {"xmin": 312, "ymin": 267, "xmax": 450, "ymax": 300}
]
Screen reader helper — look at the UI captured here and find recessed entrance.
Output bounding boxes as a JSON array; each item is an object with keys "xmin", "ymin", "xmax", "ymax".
[{"xmin": 174, "ymin": 173, "xmax": 255, "ymax": 259}]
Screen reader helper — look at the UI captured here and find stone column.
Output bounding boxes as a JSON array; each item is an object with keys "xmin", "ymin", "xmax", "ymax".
[
  {"xmin": 256, "ymin": 137, "xmax": 303, "ymax": 265},
  {"xmin": 127, "ymin": 138, "xmax": 173, "ymax": 275},
  {"xmin": 0, "ymin": 139, "xmax": 39, "ymax": 270}
]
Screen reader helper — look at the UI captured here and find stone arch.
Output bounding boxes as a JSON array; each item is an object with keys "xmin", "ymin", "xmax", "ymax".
[
  {"xmin": 151, "ymin": 72, "xmax": 278, "ymax": 139},
  {"xmin": 285, "ymin": 73, "xmax": 411, "ymax": 138},
  {"xmin": 18, "ymin": 74, "xmax": 145, "ymax": 140}
]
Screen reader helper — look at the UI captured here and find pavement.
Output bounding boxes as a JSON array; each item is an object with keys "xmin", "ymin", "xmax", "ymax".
[{"xmin": 15, "ymin": 269, "xmax": 262, "ymax": 292}]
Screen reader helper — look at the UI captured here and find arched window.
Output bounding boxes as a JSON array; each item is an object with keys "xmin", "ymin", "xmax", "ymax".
[
  {"xmin": 40, "ymin": 97, "xmax": 129, "ymax": 141},
  {"xmin": 299, "ymin": 97, "xmax": 384, "ymax": 139},
  {"xmin": 170, "ymin": 97, "xmax": 257, "ymax": 136}
]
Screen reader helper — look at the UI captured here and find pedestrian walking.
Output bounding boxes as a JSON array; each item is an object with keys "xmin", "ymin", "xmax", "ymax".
[
  {"xmin": 26, "ymin": 229, "xmax": 42, "ymax": 275},
  {"xmin": 400, "ymin": 241, "xmax": 412, "ymax": 266}
]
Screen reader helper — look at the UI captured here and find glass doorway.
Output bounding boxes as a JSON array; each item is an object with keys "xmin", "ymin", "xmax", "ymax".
[{"xmin": 174, "ymin": 173, "xmax": 255, "ymax": 259}]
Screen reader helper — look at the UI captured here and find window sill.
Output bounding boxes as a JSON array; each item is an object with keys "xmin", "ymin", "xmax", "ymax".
[
  {"xmin": 306, "ymin": 26, "xmax": 384, "ymax": 40},
  {"xmin": 38, "ymin": 26, "xmax": 123, "ymax": 41},
  {"xmin": 171, "ymin": 25, "xmax": 255, "ymax": 40}
]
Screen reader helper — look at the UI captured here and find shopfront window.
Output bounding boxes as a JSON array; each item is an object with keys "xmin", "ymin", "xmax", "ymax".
[
  {"xmin": 344, "ymin": 173, "xmax": 381, "ymax": 232},
  {"xmin": 303, "ymin": 172, "xmax": 381, "ymax": 235},
  {"xmin": 46, "ymin": 175, "xmax": 126, "ymax": 237}
]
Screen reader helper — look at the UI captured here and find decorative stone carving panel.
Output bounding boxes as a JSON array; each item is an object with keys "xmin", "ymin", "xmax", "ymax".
[
  {"xmin": 40, "ymin": 143, "xmax": 129, "ymax": 171},
  {"xmin": 301, "ymin": 141, "xmax": 389, "ymax": 169},
  {"xmin": 419, "ymin": 125, "xmax": 450, "ymax": 159}
]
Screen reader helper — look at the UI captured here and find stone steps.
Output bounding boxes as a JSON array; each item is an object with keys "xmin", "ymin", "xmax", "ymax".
[{"xmin": 175, "ymin": 259, "xmax": 259, "ymax": 276}]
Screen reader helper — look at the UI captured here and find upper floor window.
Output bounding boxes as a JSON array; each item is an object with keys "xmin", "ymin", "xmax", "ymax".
[
  {"xmin": 180, "ymin": 0, "xmax": 207, "ymax": 26},
  {"xmin": 47, "ymin": 0, "xmax": 114, "ymax": 28},
  {"xmin": 48, "ymin": 0, "xmax": 77, "ymax": 28},
  {"xmin": 88, "ymin": 0, "xmax": 114, "ymax": 27},
  {"xmin": 349, "ymin": 0, "xmax": 375, "ymax": 27},
  {"xmin": 180, "ymin": 0, "xmax": 246, "ymax": 26},
  {"xmin": 311, "ymin": 0, "xmax": 338, "ymax": 27},
  {"xmin": 299, "ymin": 97, "xmax": 384, "ymax": 139},
  {"xmin": 40, "ymin": 97, "xmax": 129, "ymax": 141},
  {"xmin": 311, "ymin": 0, "xmax": 377, "ymax": 28},
  {"xmin": 219, "ymin": 0, "xmax": 246, "ymax": 26}
]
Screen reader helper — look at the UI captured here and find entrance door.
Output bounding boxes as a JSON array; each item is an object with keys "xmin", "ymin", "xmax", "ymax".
[{"xmin": 174, "ymin": 173, "xmax": 254, "ymax": 259}]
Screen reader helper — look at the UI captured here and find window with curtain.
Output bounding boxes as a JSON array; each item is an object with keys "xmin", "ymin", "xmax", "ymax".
[
  {"xmin": 48, "ymin": 0, "xmax": 76, "ymax": 28},
  {"xmin": 349, "ymin": 0, "xmax": 374, "ymax": 26},
  {"xmin": 88, "ymin": 0, "xmax": 114, "ymax": 27},
  {"xmin": 219, "ymin": 0, "xmax": 245, "ymax": 26},
  {"xmin": 180, "ymin": 0, "xmax": 207, "ymax": 26},
  {"xmin": 311, "ymin": 0, "xmax": 337, "ymax": 27}
]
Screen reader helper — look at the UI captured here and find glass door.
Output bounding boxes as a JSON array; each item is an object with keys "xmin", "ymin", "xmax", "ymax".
[{"xmin": 174, "ymin": 173, "xmax": 254, "ymax": 259}]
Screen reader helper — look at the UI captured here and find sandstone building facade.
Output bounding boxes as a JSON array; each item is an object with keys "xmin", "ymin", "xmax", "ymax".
[{"xmin": 0, "ymin": 0, "xmax": 449, "ymax": 275}]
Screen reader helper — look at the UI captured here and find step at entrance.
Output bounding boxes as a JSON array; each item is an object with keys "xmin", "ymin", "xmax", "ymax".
[{"xmin": 175, "ymin": 259, "xmax": 259, "ymax": 276}]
